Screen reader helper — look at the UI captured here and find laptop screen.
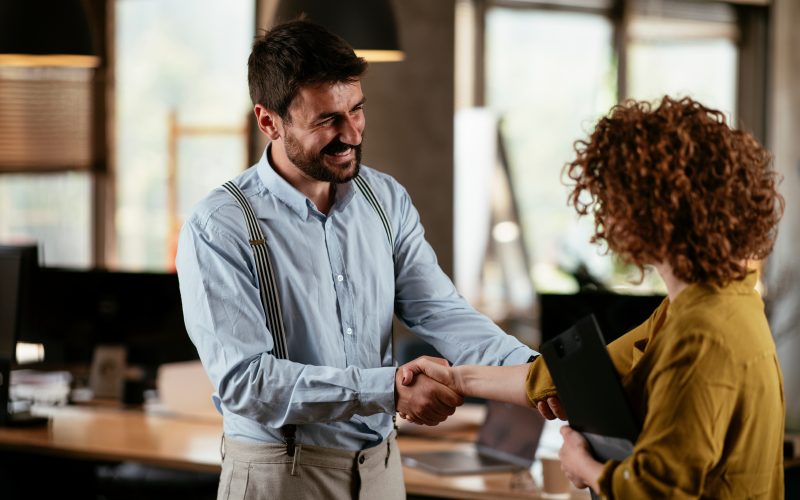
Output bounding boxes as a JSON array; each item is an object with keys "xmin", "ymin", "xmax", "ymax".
[{"xmin": 477, "ymin": 399, "xmax": 545, "ymax": 465}]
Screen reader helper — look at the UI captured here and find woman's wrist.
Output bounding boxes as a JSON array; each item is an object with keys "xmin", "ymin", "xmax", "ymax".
[
  {"xmin": 451, "ymin": 365, "xmax": 470, "ymax": 398},
  {"xmin": 580, "ymin": 454, "xmax": 604, "ymax": 493}
]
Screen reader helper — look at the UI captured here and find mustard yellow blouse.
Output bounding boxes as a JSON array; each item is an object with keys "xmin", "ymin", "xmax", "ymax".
[{"xmin": 527, "ymin": 272, "xmax": 785, "ymax": 499}]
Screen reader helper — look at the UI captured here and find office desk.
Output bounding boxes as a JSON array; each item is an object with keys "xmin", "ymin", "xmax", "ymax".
[
  {"xmin": 0, "ymin": 406, "xmax": 591, "ymax": 499},
  {"xmin": 0, "ymin": 406, "xmax": 222, "ymax": 473}
]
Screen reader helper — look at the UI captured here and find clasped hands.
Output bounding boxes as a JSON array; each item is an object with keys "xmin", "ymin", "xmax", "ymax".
[
  {"xmin": 394, "ymin": 357, "xmax": 463, "ymax": 426},
  {"xmin": 395, "ymin": 356, "xmax": 603, "ymax": 493},
  {"xmin": 395, "ymin": 356, "xmax": 567, "ymax": 425}
]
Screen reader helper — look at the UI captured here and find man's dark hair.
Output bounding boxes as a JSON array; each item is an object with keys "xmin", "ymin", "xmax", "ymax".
[{"xmin": 248, "ymin": 19, "xmax": 369, "ymax": 123}]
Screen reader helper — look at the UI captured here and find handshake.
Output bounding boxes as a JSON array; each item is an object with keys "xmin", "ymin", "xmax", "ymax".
[{"xmin": 394, "ymin": 356, "xmax": 567, "ymax": 426}]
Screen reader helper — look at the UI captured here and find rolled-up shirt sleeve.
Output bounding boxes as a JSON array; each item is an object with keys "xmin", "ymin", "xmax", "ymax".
[
  {"xmin": 392, "ymin": 185, "xmax": 537, "ymax": 367},
  {"xmin": 176, "ymin": 216, "xmax": 396, "ymax": 428}
]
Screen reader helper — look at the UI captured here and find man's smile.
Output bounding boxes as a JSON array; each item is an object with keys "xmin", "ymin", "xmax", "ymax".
[
  {"xmin": 327, "ymin": 147, "xmax": 352, "ymax": 157},
  {"xmin": 324, "ymin": 147, "xmax": 354, "ymax": 163}
]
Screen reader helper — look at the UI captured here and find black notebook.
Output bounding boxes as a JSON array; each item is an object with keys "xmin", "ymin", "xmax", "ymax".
[{"xmin": 539, "ymin": 315, "xmax": 639, "ymax": 472}]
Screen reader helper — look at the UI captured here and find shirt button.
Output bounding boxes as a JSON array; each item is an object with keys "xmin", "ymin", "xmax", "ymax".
[
  {"xmin": 623, "ymin": 470, "xmax": 630, "ymax": 480},
  {"xmin": 359, "ymin": 455, "xmax": 365, "ymax": 464},
  {"xmin": 337, "ymin": 275, "xmax": 343, "ymax": 282},
  {"xmin": 346, "ymin": 328, "xmax": 352, "ymax": 335}
]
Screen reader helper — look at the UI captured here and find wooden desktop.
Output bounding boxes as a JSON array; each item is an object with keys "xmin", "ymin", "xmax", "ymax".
[{"xmin": 0, "ymin": 405, "xmax": 591, "ymax": 499}]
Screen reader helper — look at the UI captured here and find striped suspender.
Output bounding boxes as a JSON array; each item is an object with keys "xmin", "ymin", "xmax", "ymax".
[
  {"xmin": 221, "ymin": 181, "xmax": 289, "ymax": 360},
  {"xmin": 222, "ymin": 174, "xmax": 396, "ymax": 452},
  {"xmin": 352, "ymin": 175, "xmax": 394, "ymax": 257}
]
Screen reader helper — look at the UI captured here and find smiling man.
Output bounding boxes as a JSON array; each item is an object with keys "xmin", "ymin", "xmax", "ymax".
[{"xmin": 176, "ymin": 19, "xmax": 538, "ymax": 500}]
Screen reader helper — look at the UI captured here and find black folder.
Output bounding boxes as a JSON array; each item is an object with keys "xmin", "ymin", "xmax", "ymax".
[{"xmin": 539, "ymin": 315, "xmax": 640, "ymax": 497}]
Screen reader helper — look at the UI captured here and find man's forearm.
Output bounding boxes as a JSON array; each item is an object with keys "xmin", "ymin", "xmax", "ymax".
[
  {"xmin": 218, "ymin": 354, "xmax": 397, "ymax": 426},
  {"xmin": 453, "ymin": 363, "xmax": 532, "ymax": 407}
]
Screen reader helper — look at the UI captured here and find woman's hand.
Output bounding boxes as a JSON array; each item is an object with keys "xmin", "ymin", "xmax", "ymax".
[
  {"xmin": 400, "ymin": 356, "xmax": 461, "ymax": 391},
  {"xmin": 537, "ymin": 397, "xmax": 568, "ymax": 421},
  {"xmin": 558, "ymin": 426, "xmax": 604, "ymax": 493}
]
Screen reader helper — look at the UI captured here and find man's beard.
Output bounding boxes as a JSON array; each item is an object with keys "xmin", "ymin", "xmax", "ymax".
[{"xmin": 283, "ymin": 130, "xmax": 362, "ymax": 184}]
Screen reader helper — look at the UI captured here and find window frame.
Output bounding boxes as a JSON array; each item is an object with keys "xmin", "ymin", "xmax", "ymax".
[
  {"xmin": 0, "ymin": 0, "xmax": 115, "ymax": 269},
  {"xmin": 471, "ymin": 0, "xmax": 770, "ymax": 143}
]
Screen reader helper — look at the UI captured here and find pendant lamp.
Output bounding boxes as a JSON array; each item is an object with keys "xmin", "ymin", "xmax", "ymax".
[
  {"xmin": 275, "ymin": 0, "xmax": 404, "ymax": 62},
  {"xmin": 0, "ymin": 0, "xmax": 99, "ymax": 68},
  {"xmin": 0, "ymin": 0, "xmax": 99, "ymax": 172}
]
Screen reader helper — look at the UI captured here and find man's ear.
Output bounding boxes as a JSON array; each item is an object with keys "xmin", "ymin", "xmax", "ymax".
[{"xmin": 254, "ymin": 104, "xmax": 283, "ymax": 141}]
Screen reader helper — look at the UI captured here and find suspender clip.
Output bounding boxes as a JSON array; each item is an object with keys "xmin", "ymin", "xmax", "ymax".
[
  {"xmin": 249, "ymin": 238, "xmax": 265, "ymax": 246},
  {"xmin": 283, "ymin": 424, "xmax": 297, "ymax": 457}
]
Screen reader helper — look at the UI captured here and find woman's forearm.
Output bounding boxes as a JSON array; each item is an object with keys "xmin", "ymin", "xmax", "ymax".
[{"xmin": 453, "ymin": 363, "xmax": 532, "ymax": 407}]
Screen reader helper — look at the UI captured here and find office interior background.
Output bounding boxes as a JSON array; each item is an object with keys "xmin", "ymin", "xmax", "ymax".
[{"xmin": 1, "ymin": 0, "xmax": 799, "ymax": 497}]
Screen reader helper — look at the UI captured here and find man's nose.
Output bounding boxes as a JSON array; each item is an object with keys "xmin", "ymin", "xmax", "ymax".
[{"xmin": 338, "ymin": 113, "xmax": 364, "ymax": 146}]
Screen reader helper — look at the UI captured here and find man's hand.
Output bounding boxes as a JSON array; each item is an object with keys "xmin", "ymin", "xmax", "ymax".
[
  {"xmin": 558, "ymin": 426, "xmax": 603, "ymax": 493},
  {"xmin": 537, "ymin": 396, "xmax": 568, "ymax": 421},
  {"xmin": 395, "ymin": 357, "xmax": 464, "ymax": 426}
]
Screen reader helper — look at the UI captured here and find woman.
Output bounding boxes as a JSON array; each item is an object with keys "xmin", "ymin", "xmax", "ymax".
[{"xmin": 400, "ymin": 97, "xmax": 785, "ymax": 499}]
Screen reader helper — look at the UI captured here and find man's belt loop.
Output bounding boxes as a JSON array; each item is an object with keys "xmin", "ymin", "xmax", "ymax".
[
  {"xmin": 283, "ymin": 424, "xmax": 297, "ymax": 457},
  {"xmin": 220, "ymin": 432, "xmax": 225, "ymax": 462},
  {"xmin": 290, "ymin": 443, "xmax": 302, "ymax": 476}
]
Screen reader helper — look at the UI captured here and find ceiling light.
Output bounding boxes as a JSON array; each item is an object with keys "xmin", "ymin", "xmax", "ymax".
[
  {"xmin": 275, "ymin": 0, "xmax": 404, "ymax": 62},
  {"xmin": 493, "ymin": 221, "xmax": 520, "ymax": 243},
  {"xmin": 0, "ymin": 0, "xmax": 99, "ymax": 68}
]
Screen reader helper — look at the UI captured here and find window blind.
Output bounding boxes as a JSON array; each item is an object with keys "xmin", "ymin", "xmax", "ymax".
[{"xmin": 0, "ymin": 66, "xmax": 94, "ymax": 172}]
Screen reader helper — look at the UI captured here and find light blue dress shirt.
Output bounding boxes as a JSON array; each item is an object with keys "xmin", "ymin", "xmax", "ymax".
[{"xmin": 176, "ymin": 144, "xmax": 537, "ymax": 451}]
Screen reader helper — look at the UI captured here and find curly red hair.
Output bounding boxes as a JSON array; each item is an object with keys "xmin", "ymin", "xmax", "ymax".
[{"xmin": 564, "ymin": 96, "xmax": 784, "ymax": 286}]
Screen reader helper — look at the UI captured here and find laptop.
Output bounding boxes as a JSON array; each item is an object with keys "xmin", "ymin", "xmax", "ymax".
[{"xmin": 401, "ymin": 399, "xmax": 545, "ymax": 475}]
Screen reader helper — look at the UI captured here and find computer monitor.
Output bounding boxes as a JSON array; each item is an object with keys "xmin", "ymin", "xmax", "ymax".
[
  {"xmin": 0, "ymin": 245, "xmax": 46, "ymax": 426},
  {"xmin": 540, "ymin": 292, "xmax": 665, "ymax": 346},
  {"xmin": 36, "ymin": 269, "xmax": 197, "ymax": 367}
]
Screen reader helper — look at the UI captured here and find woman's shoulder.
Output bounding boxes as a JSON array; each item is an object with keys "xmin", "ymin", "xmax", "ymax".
[{"xmin": 665, "ymin": 282, "xmax": 774, "ymax": 363}]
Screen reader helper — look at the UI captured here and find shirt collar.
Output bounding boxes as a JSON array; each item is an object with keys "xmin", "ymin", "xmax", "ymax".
[
  {"xmin": 669, "ymin": 269, "xmax": 760, "ymax": 318},
  {"xmin": 256, "ymin": 142, "xmax": 357, "ymax": 221},
  {"xmin": 329, "ymin": 175, "xmax": 357, "ymax": 217}
]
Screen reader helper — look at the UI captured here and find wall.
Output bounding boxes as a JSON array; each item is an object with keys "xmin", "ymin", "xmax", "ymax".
[
  {"xmin": 360, "ymin": 0, "xmax": 456, "ymax": 278},
  {"xmin": 765, "ymin": 0, "xmax": 800, "ymax": 430}
]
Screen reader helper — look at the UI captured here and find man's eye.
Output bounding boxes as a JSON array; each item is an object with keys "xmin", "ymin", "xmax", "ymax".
[{"xmin": 319, "ymin": 118, "xmax": 333, "ymax": 126}]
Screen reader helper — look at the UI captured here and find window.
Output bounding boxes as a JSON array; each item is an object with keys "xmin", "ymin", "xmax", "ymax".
[
  {"xmin": 626, "ymin": 0, "xmax": 739, "ymax": 121},
  {"xmin": 115, "ymin": 0, "xmax": 255, "ymax": 271},
  {"xmin": 485, "ymin": 6, "xmax": 618, "ymax": 294},
  {"xmin": 456, "ymin": 0, "xmax": 761, "ymax": 320},
  {"xmin": 0, "ymin": 173, "xmax": 92, "ymax": 268},
  {"xmin": 0, "ymin": 65, "xmax": 96, "ymax": 268},
  {"xmin": 0, "ymin": 0, "xmax": 256, "ymax": 272}
]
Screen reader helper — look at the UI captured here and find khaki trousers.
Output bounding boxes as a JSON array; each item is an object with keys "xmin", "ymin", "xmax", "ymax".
[{"xmin": 217, "ymin": 431, "xmax": 406, "ymax": 500}]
